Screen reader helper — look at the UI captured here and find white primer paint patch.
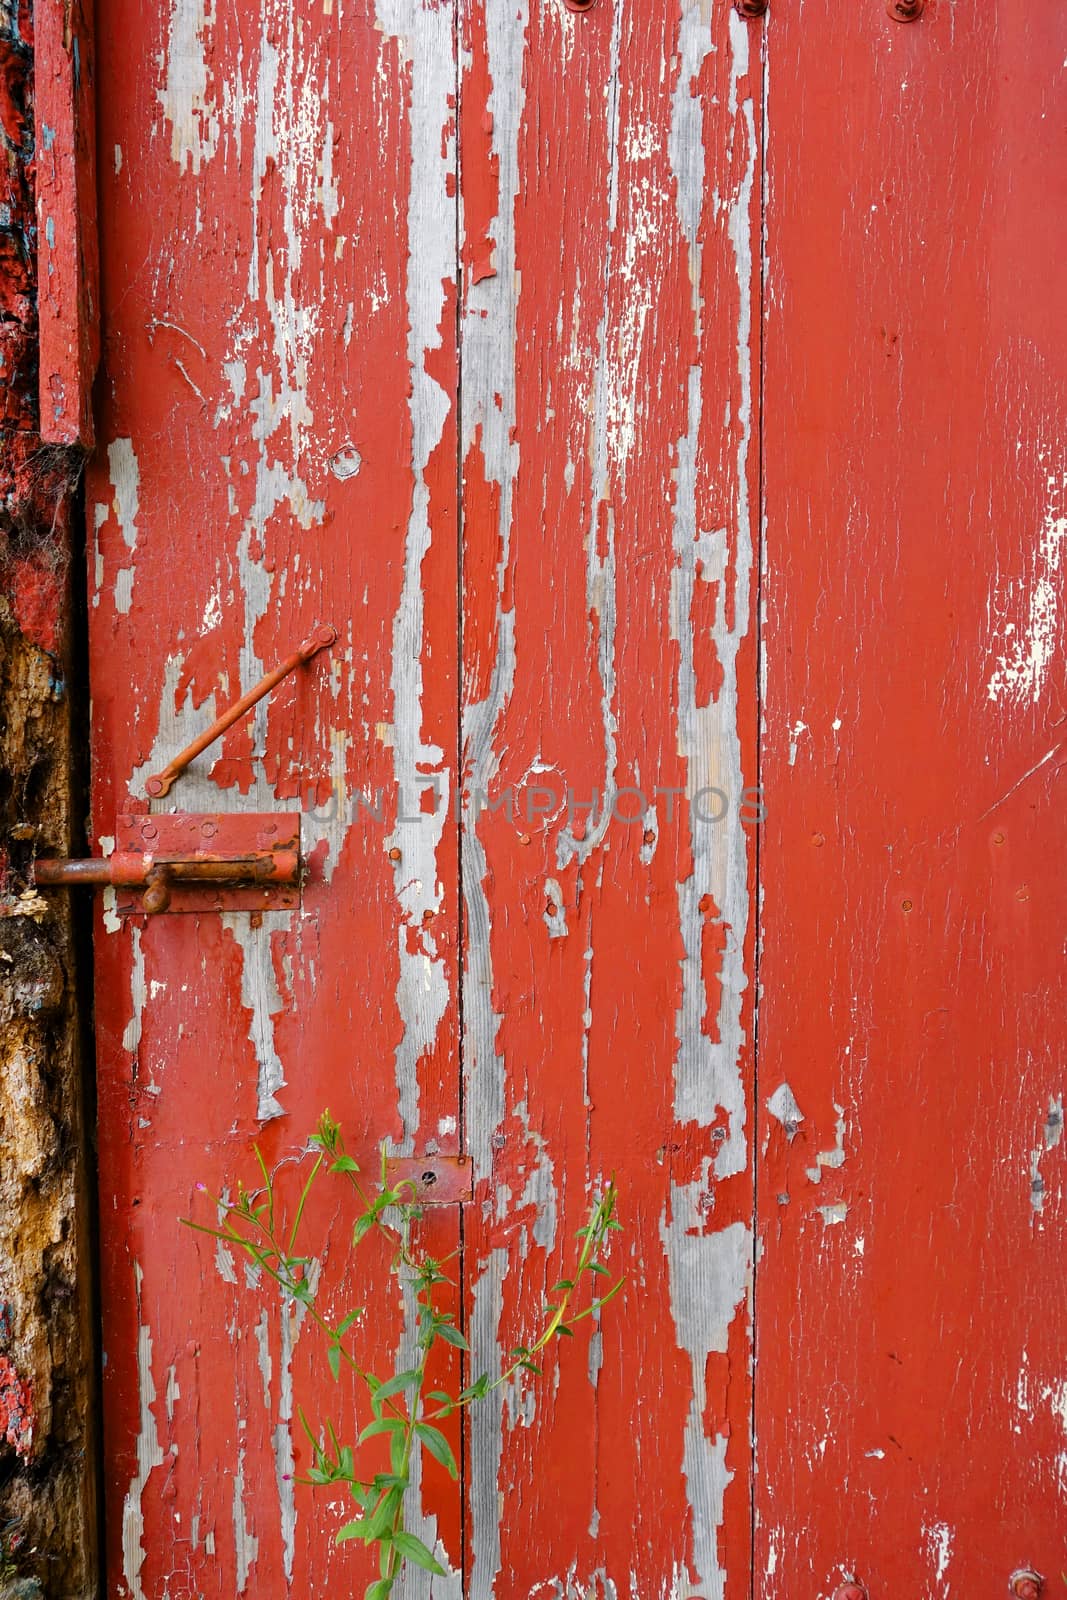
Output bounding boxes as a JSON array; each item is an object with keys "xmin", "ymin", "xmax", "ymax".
[
  {"xmin": 159, "ymin": 0, "xmax": 220, "ymax": 173},
  {"xmin": 374, "ymin": 0, "xmax": 455, "ymax": 1148},
  {"xmin": 987, "ymin": 471, "xmax": 1066, "ymax": 706},
  {"xmin": 232, "ymin": 1440, "xmax": 259, "ymax": 1590},
  {"xmin": 461, "ymin": 0, "xmax": 526, "ymax": 1210},
  {"xmin": 221, "ymin": 912, "xmax": 291, "ymax": 1123},
  {"xmin": 543, "ymin": 877, "xmax": 568, "ymax": 939},
  {"xmin": 660, "ymin": 1200, "xmax": 750, "ymax": 1600},
  {"xmin": 122, "ymin": 924, "xmax": 145, "ymax": 1054},
  {"xmin": 1029, "ymin": 1092, "xmax": 1063, "ymax": 1213},
  {"xmin": 121, "ymin": 1265, "xmax": 166, "ymax": 1598},
  {"xmin": 766, "ymin": 1081, "xmax": 804, "ymax": 1140},
  {"xmin": 806, "ymin": 1104, "xmax": 846, "ymax": 1184},
  {"xmin": 553, "ymin": 2, "xmax": 622, "ymax": 876},
  {"xmin": 107, "ymin": 437, "xmax": 140, "ymax": 615},
  {"xmin": 922, "ymin": 1519, "xmax": 953, "ymax": 1585},
  {"xmin": 468, "ymin": 1248, "xmax": 510, "ymax": 1600}
]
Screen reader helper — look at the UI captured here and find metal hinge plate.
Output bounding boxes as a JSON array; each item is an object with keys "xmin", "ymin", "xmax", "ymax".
[{"xmin": 382, "ymin": 1156, "xmax": 473, "ymax": 1206}]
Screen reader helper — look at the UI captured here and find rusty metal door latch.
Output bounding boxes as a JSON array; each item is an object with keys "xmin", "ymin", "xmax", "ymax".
[
  {"xmin": 35, "ymin": 813, "xmax": 301, "ymax": 914},
  {"xmin": 32, "ymin": 626, "xmax": 335, "ymax": 915}
]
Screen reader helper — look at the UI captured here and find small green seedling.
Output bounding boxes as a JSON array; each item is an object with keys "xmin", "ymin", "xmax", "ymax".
[{"xmin": 183, "ymin": 1113, "xmax": 623, "ymax": 1598}]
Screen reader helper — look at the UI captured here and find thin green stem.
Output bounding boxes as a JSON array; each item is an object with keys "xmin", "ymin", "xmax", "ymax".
[{"xmin": 288, "ymin": 1152, "xmax": 324, "ymax": 1254}]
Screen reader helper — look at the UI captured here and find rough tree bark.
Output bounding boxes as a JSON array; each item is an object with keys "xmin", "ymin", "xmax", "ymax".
[{"xmin": 0, "ymin": 2, "xmax": 97, "ymax": 1594}]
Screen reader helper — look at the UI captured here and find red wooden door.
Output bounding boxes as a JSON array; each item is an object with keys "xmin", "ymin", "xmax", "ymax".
[
  {"xmin": 88, "ymin": 1, "xmax": 761, "ymax": 1594},
  {"xmin": 84, "ymin": 0, "xmax": 1064, "ymax": 1596}
]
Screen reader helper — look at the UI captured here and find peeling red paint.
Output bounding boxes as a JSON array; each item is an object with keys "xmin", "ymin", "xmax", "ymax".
[
  {"xmin": 0, "ymin": 1356, "xmax": 35, "ymax": 1457},
  {"xmin": 73, "ymin": 0, "xmax": 1067, "ymax": 1594}
]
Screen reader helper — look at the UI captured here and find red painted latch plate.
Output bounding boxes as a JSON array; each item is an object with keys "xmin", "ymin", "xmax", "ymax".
[
  {"xmin": 114, "ymin": 812, "xmax": 301, "ymax": 915},
  {"xmin": 383, "ymin": 1156, "xmax": 473, "ymax": 1206}
]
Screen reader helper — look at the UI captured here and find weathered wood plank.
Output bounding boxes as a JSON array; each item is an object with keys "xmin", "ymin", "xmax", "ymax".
[
  {"xmin": 88, "ymin": 2, "xmax": 462, "ymax": 1592},
  {"xmin": 756, "ymin": 1, "xmax": 1067, "ymax": 1592},
  {"xmin": 458, "ymin": 2, "xmax": 763, "ymax": 1591}
]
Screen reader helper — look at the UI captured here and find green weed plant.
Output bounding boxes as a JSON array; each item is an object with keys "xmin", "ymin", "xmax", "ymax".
[{"xmin": 184, "ymin": 1112, "xmax": 622, "ymax": 1598}]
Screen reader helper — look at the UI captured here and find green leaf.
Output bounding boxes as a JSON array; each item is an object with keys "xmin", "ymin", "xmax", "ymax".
[
  {"xmin": 331, "ymin": 1155, "xmax": 360, "ymax": 1173},
  {"xmin": 391, "ymin": 1531, "xmax": 446, "ymax": 1576},
  {"xmin": 436, "ymin": 1323, "xmax": 469, "ymax": 1351},
  {"xmin": 586, "ymin": 1260, "xmax": 610, "ymax": 1277},
  {"xmin": 549, "ymin": 1279, "xmax": 574, "ymax": 1293},
  {"xmin": 367, "ymin": 1486, "xmax": 403, "ymax": 1540},
  {"xmin": 364, "ymin": 1581, "xmax": 394, "ymax": 1600},
  {"xmin": 556, "ymin": 1323, "xmax": 574, "ymax": 1337},
  {"xmin": 327, "ymin": 1344, "xmax": 341, "ymax": 1382},
  {"xmin": 336, "ymin": 1518, "xmax": 370, "ymax": 1543},
  {"xmin": 375, "ymin": 1368, "xmax": 423, "ymax": 1403},
  {"xmin": 414, "ymin": 1422, "xmax": 458, "ymax": 1478},
  {"xmin": 389, "ymin": 1428, "xmax": 407, "ymax": 1474},
  {"xmin": 353, "ymin": 1213, "xmax": 375, "ymax": 1245},
  {"xmin": 520, "ymin": 1360, "xmax": 543, "ymax": 1376},
  {"xmin": 458, "ymin": 1372, "xmax": 492, "ymax": 1403},
  {"xmin": 359, "ymin": 1417, "xmax": 406, "ymax": 1444},
  {"xmin": 337, "ymin": 1308, "xmax": 363, "ymax": 1335}
]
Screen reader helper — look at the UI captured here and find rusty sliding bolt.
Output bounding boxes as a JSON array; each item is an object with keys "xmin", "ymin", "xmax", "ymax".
[
  {"xmin": 33, "ymin": 848, "xmax": 299, "ymax": 915},
  {"xmin": 887, "ymin": 0, "xmax": 924, "ymax": 19},
  {"xmin": 1010, "ymin": 1573, "xmax": 1044, "ymax": 1600},
  {"xmin": 145, "ymin": 623, "xmax": 337, "ymax": 799}
]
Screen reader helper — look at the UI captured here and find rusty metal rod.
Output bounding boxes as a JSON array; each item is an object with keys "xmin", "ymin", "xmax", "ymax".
[
  {"xmin": 33, "ymin": 851, "xmax": 299, "ymax": 888},
  {"xmin": 144, "ymin": 623, "xmax": 337, "ymax": 799},
  {"xmin": 33, "ymin": 858, "xmax": 112, "ymax": 885}
]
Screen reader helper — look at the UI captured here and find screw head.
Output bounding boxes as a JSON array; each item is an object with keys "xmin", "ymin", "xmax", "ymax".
[
  {"xmin": 1010, "ymin": 1573, "xmax": 1044, "ymax": 1600},
  {"xmin": 563, "ymin": 0, "xmax": 597, "ymax": 10},
  {"xmin": 833, "ymin": 1587, "xmax": 867, "ymax": 1600},
  {"xmin": 734, "ymin": 0, "xmax": 768, "ymax": 14},
  {"xmin": 887, "ymin": 0, "xmax": 924, "ymax": 17}
]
